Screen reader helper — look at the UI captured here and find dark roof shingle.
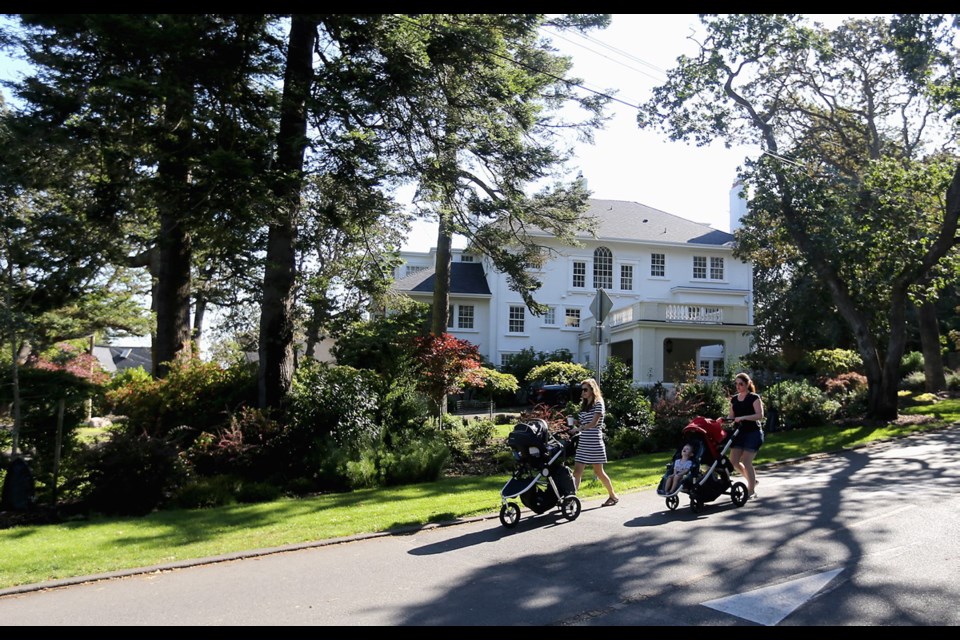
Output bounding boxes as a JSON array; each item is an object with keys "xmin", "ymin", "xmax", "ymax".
[{"xmin": 395, "ymin": 262, "xmax": 491, "ymax": 295}]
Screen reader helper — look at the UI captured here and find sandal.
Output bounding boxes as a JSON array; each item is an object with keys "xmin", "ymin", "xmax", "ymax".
[{"xmin": 601, "ymin": 497, "xmax": 619, "ymax": 507}]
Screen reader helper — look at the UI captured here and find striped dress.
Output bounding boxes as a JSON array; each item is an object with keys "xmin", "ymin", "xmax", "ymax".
[{"xmin": 575, "ymin": 398, "xmax": 607, "ymax": 464}]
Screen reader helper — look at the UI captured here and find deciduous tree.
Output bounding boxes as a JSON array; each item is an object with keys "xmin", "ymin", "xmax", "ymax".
[{"xmin": 639, "ymin": 14, "xmax": 959, "ymax": 419}]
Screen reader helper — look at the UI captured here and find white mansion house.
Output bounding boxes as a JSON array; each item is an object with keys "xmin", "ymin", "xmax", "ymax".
[{"xmin": 392, "ymin": 198, "xmax": 755, "ymax": 387}]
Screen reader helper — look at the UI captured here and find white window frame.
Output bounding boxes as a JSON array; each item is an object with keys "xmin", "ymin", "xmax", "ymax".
[
  {"xmin": 593, "ymin": 247, "xmax": 613, "ymax": 290},
  {"xmin": 543, "ymin": 306, "xmax": 557, "ymax": 326},
  {"xmin": 508, "ymin": 305, "xmax": 525, "ymax": 334},
  {"xmin": 564, "ymin": 307, "xmax": 581, "ymax": 329},
  {"xmin": 710, "ymin": 256, "xmax": 725, "ymax": 280},
  {"xmin": 572, "ymin": 260, "xmax": 586, "ymax": 288},
  {"xmin": 693, "ymin": 256, "xmax": 708, "ymax": 279},
  {"xmin": 456, "ymin": 304, "xmax": 474, "ymax": 329},
  {"xmin": 693, "ymin": 255, "xmax": 725, "ymax": 281},
  {"xmin": 651, "ymin": 252, "xmax": 665, "ymax": 277},
  {"xmin": 620, "ymin": 263, "xmax": 634, "ymax": 291}
]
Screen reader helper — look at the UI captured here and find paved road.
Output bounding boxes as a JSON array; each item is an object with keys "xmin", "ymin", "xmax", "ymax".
[{"xmin": 1, "ymin": 427, "xmax": 958, "ymax": 625}]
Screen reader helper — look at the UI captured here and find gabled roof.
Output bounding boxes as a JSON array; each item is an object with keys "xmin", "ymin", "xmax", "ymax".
[
  {"xmin": 394, "ymin": 262, "xmax": 491, "ymax": 296},
  {"xmin": 562, "ymin": 199, "xmax": 734, "ymax": 247}
]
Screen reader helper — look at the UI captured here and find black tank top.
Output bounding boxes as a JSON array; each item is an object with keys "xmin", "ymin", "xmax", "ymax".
[{"xmin": 731, "ymin": 392, "xmax": 760, "ymax": 432}]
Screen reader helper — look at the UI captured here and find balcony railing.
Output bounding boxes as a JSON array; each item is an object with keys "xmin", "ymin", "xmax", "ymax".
[
  {"xmin": 602, "ymin": 302, "xmax": 747, "ymax": 327},
  {"xmin": 665, "ymin": 304, "xmax": 723, "ymax": 324}
]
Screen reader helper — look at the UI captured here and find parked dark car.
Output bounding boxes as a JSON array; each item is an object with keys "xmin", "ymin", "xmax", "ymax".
[{"xmin": 528, "ymin": 382, "xmax": 575, "ymax": 408}]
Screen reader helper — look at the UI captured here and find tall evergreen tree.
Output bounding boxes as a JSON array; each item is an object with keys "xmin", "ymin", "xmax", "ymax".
[{"xmin": 4, "ymin": 14, "xmax": 281, "ymax": 377}]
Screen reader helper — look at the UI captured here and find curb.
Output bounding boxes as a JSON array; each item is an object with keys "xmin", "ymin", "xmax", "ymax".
[{"xmin": 1, "ymin": 423, "xmax": 953, "ymax": 598}]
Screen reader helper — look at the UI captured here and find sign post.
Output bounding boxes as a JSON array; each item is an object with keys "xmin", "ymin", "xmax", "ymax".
[{"xmin": 589, "ymin": 289, "xmax": 613, "ymax": 383}]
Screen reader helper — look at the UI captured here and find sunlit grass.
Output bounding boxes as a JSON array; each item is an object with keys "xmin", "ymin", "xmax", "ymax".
[{"xmin": 1, "ymin": 401, "xmax": 955, "ymax": 591}]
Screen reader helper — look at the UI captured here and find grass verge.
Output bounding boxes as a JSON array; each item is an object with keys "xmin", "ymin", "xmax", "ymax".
[{"xmin": 1, "ymin": 398, "xmax": 957, "ymax": 591}]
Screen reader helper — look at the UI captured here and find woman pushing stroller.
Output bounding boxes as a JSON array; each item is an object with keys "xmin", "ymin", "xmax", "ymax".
[
  {"xmin": 725, "ymin": 372, "xmax": 764, "ymax": 499},
  {"xmin": 573, "ymin": 378, "xmax": 620, "ymax": 507}
]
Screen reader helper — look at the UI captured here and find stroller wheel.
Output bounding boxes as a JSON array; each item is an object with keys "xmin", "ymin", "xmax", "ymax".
[
  {"xmin": 731, "ymin": 481, "xmax": 749, "ymax": 507},
  {"xmin": 560, "ymin": 496, "xmax": 581, "ymax": 521},
  {"xmin": 690, "ymin": 498, "xmax": 704, "ymax": 514},
  {"xmin": 666, "ymin": 495, "xmax": 679, "ymax": 511},
  {"xmin": 499, "ymin": 502, "xmax": 521, "ymax": 528}
]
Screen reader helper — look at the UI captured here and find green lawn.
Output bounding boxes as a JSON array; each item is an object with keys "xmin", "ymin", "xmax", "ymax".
[{"xmin": 1, "ymin": 397, "xmax": 957, "ymax": 591}]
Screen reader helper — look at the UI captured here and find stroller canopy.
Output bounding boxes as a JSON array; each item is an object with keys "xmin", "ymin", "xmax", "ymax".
[
  {"xmin": 682, "ymin": 416, "xmax": 728, "ymax": 461},
  {"xmin": 507, "ymin": 419, "xmax": 553, "ymax": 461}
]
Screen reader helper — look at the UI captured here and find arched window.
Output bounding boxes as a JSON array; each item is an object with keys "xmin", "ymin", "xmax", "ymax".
[{"xmin": 593, "ymin": 246, "xmax": 613, "ymax": 289}]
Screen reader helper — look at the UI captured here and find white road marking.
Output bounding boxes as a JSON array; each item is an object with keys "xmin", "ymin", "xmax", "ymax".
[{"xmin": 701, "ymin": 568, "xmax": 844, "ymax": 626}]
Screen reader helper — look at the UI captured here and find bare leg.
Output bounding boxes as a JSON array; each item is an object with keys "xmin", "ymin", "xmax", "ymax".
[
  {"xmin": 730, "ymin": 447, "xmax": 758, "ymax": 494},
  {"xmin": 739, "ymin": 449, "xmax": 758, "ymax": 494},
  {"xmin": 593, "ymin": 463, "xmax": 618, "ymax": 500},
  {"xmin": 573, "ymin": 462, "xmax": 586, "ymax": 490}
]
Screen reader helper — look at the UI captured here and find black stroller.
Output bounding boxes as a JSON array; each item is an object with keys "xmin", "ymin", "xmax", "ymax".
[
  {"xmin": 656, "ymin": 416, "xmax": 749, "ymax": 513},
  {"xmin": 499, "ymin": 418, "xmax": 581, "ymax": 528}
]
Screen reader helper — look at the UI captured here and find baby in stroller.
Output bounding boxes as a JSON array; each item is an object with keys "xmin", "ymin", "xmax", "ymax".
[
  {"xmin": 656, "ymin": 416, "xmax": 750, "ymax": 513},
  {"xmin": 662, "ymin": 444, "xmax": 694, "ymax": 495},
  {"xmin": 499, "ymin": 418, "xmax": 582, "ymax": 529}
]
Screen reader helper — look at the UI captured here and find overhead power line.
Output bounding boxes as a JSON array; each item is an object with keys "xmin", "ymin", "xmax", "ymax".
[{"xmin": 397, "ymin": 15, "xmax": 643, "ymax": 110}]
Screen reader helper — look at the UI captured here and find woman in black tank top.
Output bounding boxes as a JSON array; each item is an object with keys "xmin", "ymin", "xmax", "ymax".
[{"xmin": 727, "ymin": 372, "xmax": 764, "ymax": 499}]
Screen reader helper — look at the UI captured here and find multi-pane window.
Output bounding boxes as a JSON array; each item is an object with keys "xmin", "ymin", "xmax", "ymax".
[
  {"xmin": 565, "ymin": 308, "xmax": 581, "ymax": 328},
  {"xmin": 651, "ymin": 253, "xmax": 665, "ymax": 277},
  {"xmin": 508, "ymin": 305, "xmax": 525, "ymax": 333},
  {"xmin": 693, "ymin": 256, "xmax": 707, "ymax": 279},
  {"xmin": 699, "ymin": 359, "xmax": 724, "ymax": 379},
  {"xmin": 693, "ymin": 256, "xmax": 724, "ymax": 280},
  {"xmin": 447, "ymin": 304, "xmax": 474, "ymax": 329},
  {"xmin": 593, "ymin": 247, "xmax": 613, "ymax": 289},
  {"xmin": 572, "ymin": 261, "xmax": 586, "ymax": 288},
  {"xmin": 407, "ymin": 265, "xmax": 426, "ymax": 277},
  {"xmin": 620, "ymin": 264, "xmax": 633, "ymax": 291},
  {"xmin": 457, "ymin": 305, "xmax": 474, "ymax": 329},
  {"xmin": 500, "ymin": 353, "xmax": 516, "ymax": 368},
  {"xmin": 543, "ymin": 306, "xmax": 557, "ymax": 326},
  {"xmin": 710, "ymin": 257, "xmax": 725, "ymax": 280},
  {"xmin": 460, "ymin": 254, "xmax": 474, "ymax": 262}
]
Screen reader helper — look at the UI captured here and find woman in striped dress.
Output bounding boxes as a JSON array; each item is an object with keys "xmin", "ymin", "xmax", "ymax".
[{"xmin": 573, "ymin": 378, "xmax": 619, "ymax": 507}]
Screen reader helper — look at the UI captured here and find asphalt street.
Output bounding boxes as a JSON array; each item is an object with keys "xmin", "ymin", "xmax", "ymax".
[{"xmin": 1, "ymin": 426, "xmax": 958, "ymax": 626}]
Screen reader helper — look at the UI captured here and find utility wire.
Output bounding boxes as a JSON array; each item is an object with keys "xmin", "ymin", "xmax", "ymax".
[{"xmin": 396, "ymin": 15, "xmax": 642, "ymax": 110}]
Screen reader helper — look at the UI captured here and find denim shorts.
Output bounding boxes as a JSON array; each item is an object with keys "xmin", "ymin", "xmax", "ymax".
[{"xmin": 731, "ymin": 428, "xmax": 764, "ymax": 453}]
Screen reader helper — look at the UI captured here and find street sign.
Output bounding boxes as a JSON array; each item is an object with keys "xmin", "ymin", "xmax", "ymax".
[
  {"xmin": 589, "ymin": 289, "xmax": 613, "ymax": 324},
  {"xmin": 591, "ymin": 326, "xmax": 601, "ymax": 345}
]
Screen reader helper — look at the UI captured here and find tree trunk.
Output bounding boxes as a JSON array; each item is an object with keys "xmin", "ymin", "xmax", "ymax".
[
  {"xmin": 153, "ymin": 211, "xmax": 192, "ymax": 378},
  {"xmin": 918, "ymin": 299, "xmax": 946, "ymax": 392},
  {"xmin": 431, "ymin": 212, "xmax": 453, "ymax": 336},
  {"xmin": 152, "ymin": 62, "xmax": 195, "ymax": 378},
  {"xmin": 192, "ymin": 294, "xmax": 207, "ymax": 353},
  {"xmin": 258, "ymin": 14, "xmax": 316, "ymax": 411},
  {"xmin": 429, "ymin": 212, "xmax": 455, "ymax": 419}
]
